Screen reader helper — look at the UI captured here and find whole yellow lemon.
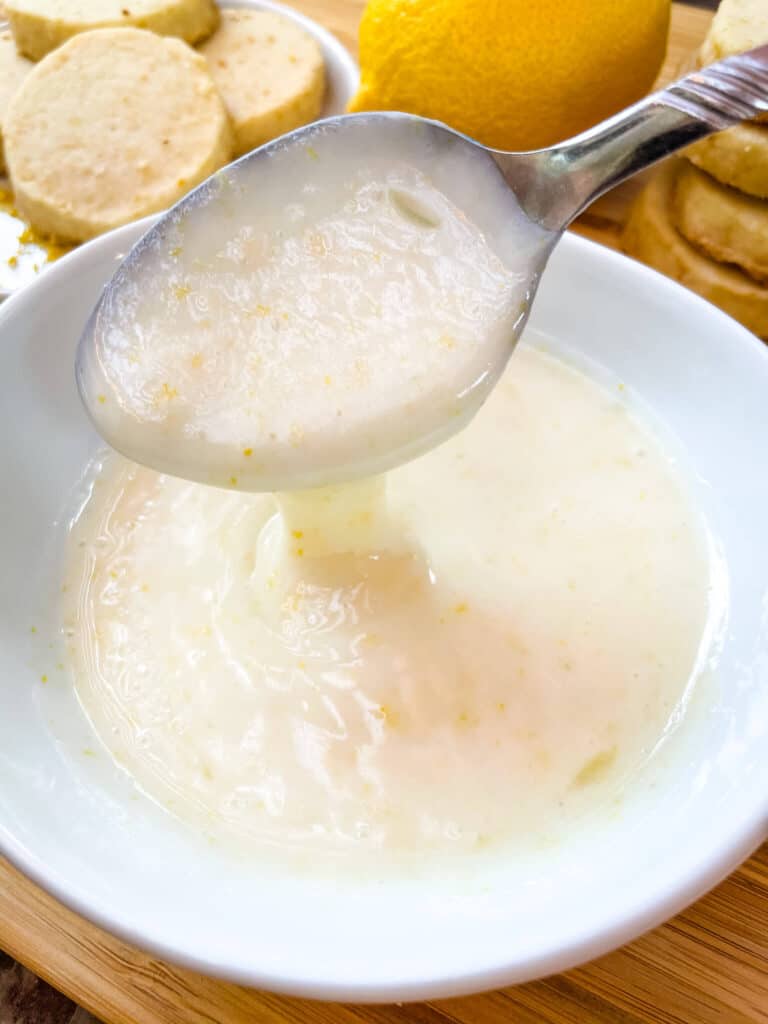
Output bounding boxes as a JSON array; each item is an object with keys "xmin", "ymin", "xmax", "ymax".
[{"xmin": 348, "ymin": 0, "xmax": 671, "ymax": 151}]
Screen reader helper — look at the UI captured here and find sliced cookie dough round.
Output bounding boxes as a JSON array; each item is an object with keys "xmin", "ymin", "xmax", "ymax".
[
  {"xmin": 686, "ymin": 123, "xmax": 768, "ymax": 199},
  {"xmin": 622, "ymin": 160, "xmax": 768, "ymax": 340},
  {"xmin": 673, "ymin": 161, "xmax": 768, "ymax": 284},
  {"xmin": 5, "ymin": 0, "xmax": 218, "ymax": 60},
  {"xmin": 199, "ymin": 8, "xmax": 325, "ymax": 158},
  {"xmin": 5, "ymin": 27, "xmax": 232, "ymax": 243},
  {"xmin": 0, "ymin": 29, "xmax": 33, "ymax": 172}
]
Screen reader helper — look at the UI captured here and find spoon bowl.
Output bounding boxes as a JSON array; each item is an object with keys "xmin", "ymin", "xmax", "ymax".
[{"xmin": 76, "ymin": 113, "xmax": 551, "ymax": 491}]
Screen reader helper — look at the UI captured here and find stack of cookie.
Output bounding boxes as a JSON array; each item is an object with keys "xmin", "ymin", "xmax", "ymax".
[
  {"xmin": 0, "ymin": 0, "xmax": 326, "ymax": 244},
  {"xmin": 623, "ymin": 0, "xmax": 768, "ymax": 340}
]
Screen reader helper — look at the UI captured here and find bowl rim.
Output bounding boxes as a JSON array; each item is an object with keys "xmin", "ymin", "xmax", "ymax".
[{"xmin": 1, "ymin": 218, "xmax": 767, "ymax": 1003}]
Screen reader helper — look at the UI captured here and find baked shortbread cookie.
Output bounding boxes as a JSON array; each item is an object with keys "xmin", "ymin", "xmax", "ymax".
[
  {"xmin": 0, "ymin": 29, "xmax": 32, "ymax": 172},
  {"xmin": 6, "ymin": 0, "xmax": 218, "ymax": 60},
  {"xmin": 5, "ymin": 28, "xmax": 232, "ymax": 242},
  {"xmin": 686, "ymin": 123, "xmax": 768, "ymax": 199},
  {"xmin": 622, "ymin": 160, "xmax": 768, "ymax": 340},
  {"xmin": 699, "ymin": 0, "xmax": 767, "ymax": 63},
  {"xmin": 200, "ymin": 9, "xmax": 325, "ymax": 157},
  {"xmin": 673, "ymin": 161, "xmax": 768, "ymax": 284}
]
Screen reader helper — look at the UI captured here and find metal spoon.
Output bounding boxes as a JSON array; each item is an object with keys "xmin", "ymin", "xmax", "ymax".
[{"xmin": 77, "ymin": 45, "xmax": 768, "ymax": 491}]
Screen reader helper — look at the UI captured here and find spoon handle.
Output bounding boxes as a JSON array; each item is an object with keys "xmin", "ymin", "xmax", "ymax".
[{"xmin": 494, "ymin": 43, "xmax": 768, "ymax": 232}]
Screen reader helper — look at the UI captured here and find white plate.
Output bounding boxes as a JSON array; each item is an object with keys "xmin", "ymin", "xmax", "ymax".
[
  {"xmin": 0, "ymin": 221, "xmax": 767, "ymax": 1001},
  {"xmin": 0, "ymin": 0, "xmax": 359, "ymax": 298}
]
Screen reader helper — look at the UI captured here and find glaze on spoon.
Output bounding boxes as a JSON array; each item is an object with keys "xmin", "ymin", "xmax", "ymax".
[{"xmin": 77, "ymin": 46, "xmax": 768, "ymax": 491}]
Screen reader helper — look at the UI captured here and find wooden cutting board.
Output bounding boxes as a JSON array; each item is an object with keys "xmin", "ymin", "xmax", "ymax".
[{"xmin": 2, "ymin": 4, "xmax": 767, "ymax": 1022}]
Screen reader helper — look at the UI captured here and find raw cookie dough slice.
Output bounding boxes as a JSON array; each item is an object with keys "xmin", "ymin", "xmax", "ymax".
[
  {"xmin": 5, "ymin": 27, "xmax": 232, "ymax": 243},
  {"xmin": 6, "ymin": 0, "xmax": 218, "ymax": 60},
  {"xmin": 199, "ymin": 9, "xmax": 324, "ymax": 157},
  {"xmin": 0, "ymin": 29, "xmax": 32, "ymax": 172},
  {"xmin": 622, "ymin": 160, "xmax": 768, "ymax": 340},
  {"xmin": 686, "ymin": 123, "xmax": 768, "ymax": 199},
  {"xmin": 673, "ymin": 161, "xmax": 768, "ymax": 284}
]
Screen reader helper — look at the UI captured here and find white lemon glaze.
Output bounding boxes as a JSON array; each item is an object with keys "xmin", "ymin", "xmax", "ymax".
[{"xmin": 64, "ymin": 343, "xmax": 713, "ymax": 860}]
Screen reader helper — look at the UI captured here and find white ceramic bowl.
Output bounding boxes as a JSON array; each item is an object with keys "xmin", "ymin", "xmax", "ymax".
[{"xmin": 1, "ymin": 218, "xmax": 767, "ymax": 1002}]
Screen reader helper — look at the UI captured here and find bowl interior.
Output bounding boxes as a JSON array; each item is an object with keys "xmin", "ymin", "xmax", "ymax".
[{"xmin": 0, "ymin": 222, "xmax": 767, "ymax": 1001}]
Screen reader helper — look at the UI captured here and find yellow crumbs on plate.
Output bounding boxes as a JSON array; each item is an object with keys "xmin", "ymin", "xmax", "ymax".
[{"xmin": 0, "ymin": 188, "xmax": 72, "ymax": 278}]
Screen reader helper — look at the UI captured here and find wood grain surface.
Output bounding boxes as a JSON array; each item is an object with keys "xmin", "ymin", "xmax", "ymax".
[{"xmin": 2, "ymin": 3, "xmax": 767, "ymax": 1023}]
